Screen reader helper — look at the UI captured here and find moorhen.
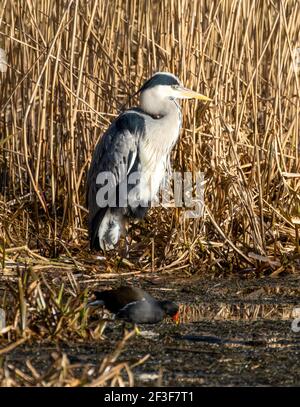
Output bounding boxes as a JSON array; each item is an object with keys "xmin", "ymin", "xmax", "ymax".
[{"xmin": 88, "ymin": 286, "xmax": 179, "ymax": 324}]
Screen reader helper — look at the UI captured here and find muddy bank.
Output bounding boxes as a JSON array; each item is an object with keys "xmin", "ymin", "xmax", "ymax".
[{"xmin": 2, "ymin": 273, "xmax": 300, "ymax": 386}]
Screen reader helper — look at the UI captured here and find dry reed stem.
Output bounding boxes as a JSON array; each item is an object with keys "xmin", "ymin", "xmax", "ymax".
[{"xmin": 0, "ymin": 0, "xmax": 299, "ymax": 271}]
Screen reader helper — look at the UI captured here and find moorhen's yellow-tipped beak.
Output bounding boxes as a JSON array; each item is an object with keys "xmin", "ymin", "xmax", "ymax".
[
  {"xmin": 172, "ymin": 311, "xmax": 180, "ymax": 325},
  {"xmin": 174, "ymin": 86, "xmax": 212, "ymax": 102}
]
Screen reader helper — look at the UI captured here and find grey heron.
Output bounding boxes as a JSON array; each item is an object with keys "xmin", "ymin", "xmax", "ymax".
[{"xmin": 87, "ymin": 72, "xmax": 210, "ymax": 251}]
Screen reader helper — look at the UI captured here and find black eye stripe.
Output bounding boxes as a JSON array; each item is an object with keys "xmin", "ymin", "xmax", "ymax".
[{"xmin": 139, "ymin": 74, "xmax": 180, "ymax": 92}]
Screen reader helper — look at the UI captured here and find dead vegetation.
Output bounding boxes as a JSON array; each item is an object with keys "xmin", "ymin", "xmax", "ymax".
[
  {"xmin": 0, "ymin": 0, "xmax": 300, "ymax": 388},
  {"xmin": 0, "ymin": 0, "xmax": 300, "ymax": 271},
  {"xmin": 0, "ymin": 266, "xmax": 149, "ymax": 386},
  {"xmin": 0, "ymin": 331, "xmax": 147, "ymax": 387}
]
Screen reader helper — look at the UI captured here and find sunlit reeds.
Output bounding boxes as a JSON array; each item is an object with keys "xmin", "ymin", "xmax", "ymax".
[{"xmin": 0, "ymin": 0, "xmax": 299, "ymax": 271}]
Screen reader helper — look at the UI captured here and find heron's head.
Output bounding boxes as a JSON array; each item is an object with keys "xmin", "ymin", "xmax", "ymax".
[{"xmin": 138, "ymin": 72, "xmax": 211, "ymax": 115}]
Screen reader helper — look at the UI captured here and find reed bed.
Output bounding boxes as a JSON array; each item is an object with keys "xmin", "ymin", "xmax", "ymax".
[
  {"xmin": 179, "ymin": 302, "xmax": 298, "ymax": 323},
  {"xmin": 0, "ymin": 0, "xmax": 299, "ymax": 272}
]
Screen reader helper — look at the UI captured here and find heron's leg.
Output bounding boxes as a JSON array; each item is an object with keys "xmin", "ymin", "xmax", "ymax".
[
  {"xmin": 124, "ymin": 220, "xmax": 132, "ymax": 258},
  {"xmin": 125, "ymin": 235, "xmax": 132, "ymax": 258}
]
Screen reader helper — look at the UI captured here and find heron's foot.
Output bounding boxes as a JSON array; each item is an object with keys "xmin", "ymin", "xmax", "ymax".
[{"xmin": 125, "ymin": 234, "xmax": 132, "ymax": 258}]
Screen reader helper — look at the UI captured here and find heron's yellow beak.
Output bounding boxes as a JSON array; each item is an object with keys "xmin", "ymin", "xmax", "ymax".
[{"xmin": 176, "ymin": 86, "xmax": 212, "ymax": 102}]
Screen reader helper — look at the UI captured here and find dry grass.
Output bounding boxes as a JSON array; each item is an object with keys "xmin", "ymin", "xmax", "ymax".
[
  {"xmin": 0, "ymin": 266, "xmax": 148, "ymax": 386},
  {"xmin": 0, "ymin": 0, "xmax": 300, "ymax": 272},
  {"xmin": 0, "ymin": 330, "xmax": 146, "ymax": 386}
]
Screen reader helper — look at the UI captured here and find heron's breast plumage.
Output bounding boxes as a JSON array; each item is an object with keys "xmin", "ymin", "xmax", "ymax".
[{"xmin": 138, "ymin": 106, "xmax": 181, "ymax": 203}]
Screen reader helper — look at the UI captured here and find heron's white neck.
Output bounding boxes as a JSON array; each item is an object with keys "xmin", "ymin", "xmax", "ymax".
[
  {"xmin": 138, "ymin": 95, "xmax": 181, "ymax": 171},
  {"xmin": 139, "ymin": 96, "xmax": 182, "ymax": 153}
]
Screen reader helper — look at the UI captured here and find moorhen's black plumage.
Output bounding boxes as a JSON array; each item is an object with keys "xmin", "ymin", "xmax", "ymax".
[{"xmin": 88, "ymin": 286, "xmax": 179, "ymax": 324}]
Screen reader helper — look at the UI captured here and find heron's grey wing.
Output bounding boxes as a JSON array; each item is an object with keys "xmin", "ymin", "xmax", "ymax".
[{"xmin": 87, "ymin": 112, "xmax": 145, "ymax": 250}]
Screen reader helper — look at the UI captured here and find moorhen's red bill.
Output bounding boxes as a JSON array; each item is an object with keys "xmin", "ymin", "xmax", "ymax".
[{"xmin": 88, "ymin": 286, "xmax": 179, "ymax": 324}]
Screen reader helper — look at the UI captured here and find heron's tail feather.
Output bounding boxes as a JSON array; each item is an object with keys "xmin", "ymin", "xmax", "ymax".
[
  {"xmin": 89, "ymin": 208, "xmax": 105, "ymax": 251},
  {"xmin": 98, "ymin": 209, "xmax": 124, "ymax": 251}
]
